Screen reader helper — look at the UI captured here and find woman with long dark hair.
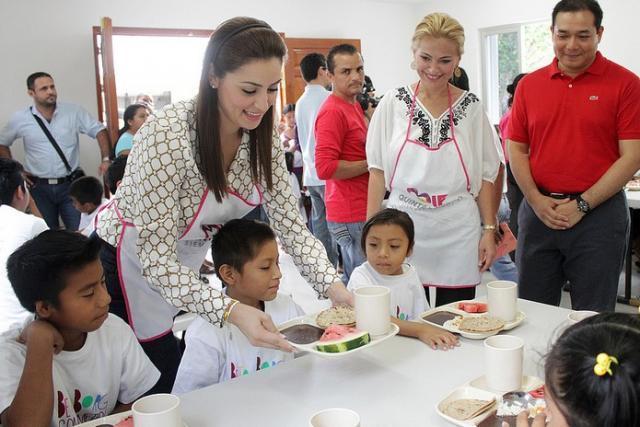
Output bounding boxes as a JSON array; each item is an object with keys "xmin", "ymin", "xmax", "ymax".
[{"xmin": 96, "ymin": 17, "xmax": 350, "ymax": 392}]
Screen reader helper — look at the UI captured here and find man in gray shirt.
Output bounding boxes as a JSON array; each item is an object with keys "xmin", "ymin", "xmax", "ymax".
[
  {"xmin": 295, "ymin": 53, "xmax": 337, "ymax": 265},
  {"xmin": 0, "ymin": 72, "xmax": 112, "ymax": 230}
]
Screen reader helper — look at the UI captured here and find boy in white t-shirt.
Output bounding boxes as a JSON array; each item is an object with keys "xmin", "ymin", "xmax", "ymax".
[
  {"xmin": 0, "ymin": 158, "xmax": 48, "ymax": 334},
  {"xmin": 172, "ymin": 219, "xmax": 303, "ymax": 394},
  {"xmin": 348, "ymin": 208, "xmax": 458, "ymax": 350},
  {"xmin": 69, "ymin": 176, "xmax": 107, "ymax": 236},
  {"xmin": 0, "ymin": 231, "xmax": 159, "ymax": 427}
]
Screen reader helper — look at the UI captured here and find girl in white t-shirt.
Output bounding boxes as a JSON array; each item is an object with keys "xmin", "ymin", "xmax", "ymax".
[
  {"xmin": 348, "ymin": 208, "xmax": 458, "ymax": 350},
  {"xmin": 172, "ymin": 219, "xmax": 304, "ymax": 393}
]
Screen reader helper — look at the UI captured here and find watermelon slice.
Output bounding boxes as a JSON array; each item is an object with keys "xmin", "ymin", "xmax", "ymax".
[
  {"xmin": 457, "ymin": 302, "xmax": 488, "ymax": 313},
  {"xmin": 114, "ymin": 415, "xmax": 134, "ymax": 427},
  {"xmin": 316, "ymin": 325, "xmax": 371, "ymax": 353}
]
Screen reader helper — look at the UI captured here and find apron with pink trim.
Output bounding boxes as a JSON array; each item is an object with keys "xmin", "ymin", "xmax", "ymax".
[
  {"xmin": 110, "ymin": 185, "xmax": 263, "ymax": 341},
  {"xmin": 387, "ymin": 82, "xmax": 481, "ymax": 288}
]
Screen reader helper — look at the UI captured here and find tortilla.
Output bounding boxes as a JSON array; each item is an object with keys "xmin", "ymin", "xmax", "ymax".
[
  {"xmin": 316, "ymin": 305, "xmax": 356, "ymax": 328},
  {"xmin": 440, "ymin": 398, "xmax": 496, "ymax": 420},
  {"xmin": 458, "ymin": 316, "xmax": 505, "ymax": 332}
]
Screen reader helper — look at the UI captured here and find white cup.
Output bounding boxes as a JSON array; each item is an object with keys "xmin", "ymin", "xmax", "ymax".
[
  {"xmin": 567, "ymin": 310, "xmax": 598, "ymax": 324},
  {"xmin": 484, "ymin": 335, "xmax": 524, "ymax": 392},
  {"xmin": 487, "ymin": 280, "xmax": 518, "ymax": 322},
  {"xmin": 354, "ymin": 286, "xmax": 390, "ymax": 336},
  {"xmin": 132, "ymin": 393, "xmax": 182, "ymax": 427},
  {"xmin": 309, "ymin": 408, "xmax": 360, "ymax": 427}
]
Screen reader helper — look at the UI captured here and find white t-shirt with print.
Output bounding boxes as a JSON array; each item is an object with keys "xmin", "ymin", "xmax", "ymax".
[
  {"xmin": 78, "ymin": 198, "xmax": 108, "ymax": 237},
  {"xmin": 348, "ymin": 261, "xmax": 429, "ymax": 320},
  {"xmin": 172, "ymin": 293, "xmax": 304, "ymax": 394},
  {"xmin": 0, "ymin": 205, "xmax": 48, "ymax": 334},
  {"xmin": 0, "ymin": 314, "xmax": 159, "ymax": 427}
]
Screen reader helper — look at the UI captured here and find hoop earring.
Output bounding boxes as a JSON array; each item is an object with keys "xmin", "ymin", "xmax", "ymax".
[
  {"xmin": 454, "ymin": 67, "xmax": 462, "ymax": 78},
  {"xmin": 410, "ymin": 61, "xmax": 416, "ymax": 70}
]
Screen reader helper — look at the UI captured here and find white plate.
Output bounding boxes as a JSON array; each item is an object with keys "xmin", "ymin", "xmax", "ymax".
[
  {"xmin": 77, "ymin": 410, "xmax": 188, "ymax": 427},
  {"xmin": 435, "ymin": 386, "xmax": 498, "ymax": 427},
  {"xmin": 469, "ymin": 375, "xmax": 544, "ymax": 394},
  {"xmin": 278, "ymin": 314, "xmax": 399, "ymax": 358},
  {"xmin": 419, "ymin": 307, "xmax": 501, "ymax": 340},
  {"xmin": 443, "ymin": 300, "xmax": 526, "ymax": 330}
]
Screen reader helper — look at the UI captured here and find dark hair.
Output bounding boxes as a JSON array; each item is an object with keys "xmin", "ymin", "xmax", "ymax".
[
  {"xmin": 211, "ymin": 219, "xmax": 276, "ymax": 284},
  {"xmin": 283, "ymin": 103, "xmax": 295, "ymax": 115},
  {"xmin": 545, "ymin": 313, "xmax": 640, "ymax": 427},
  {"xmin": 449, "ymin": 66, "xmax": 470, "ymax": 91},
  {"xmin": 552, "ymin": 0, "xmax": 603, "ymax": 28},
  {"xmin": 284, "ymin": 151, "xmax": 294, "ymax": 173},
  {"xmin": 327, "ymin": 44, "xmax": 359, "ymax": 73},
  {"xmin": 361, "ymin": 208, "xmax": 415, "ymax": 253},
  {"xmin": 0, "ymin": 158, "xmax": 25, "ymax": 206},
  {"xmin": 7, "ymin": 230, "xmax": 103, "ymax": 311},
  {"xmin": 197, "ymin": 17, "xmax": 286, "ymax": 203},
  {"xmin": 106, "ymin": 154, "xmax": 128, "ymax": 194},
  {"xmin": 118, "ymin": 103, "xmax": 147, "ymax": 138},
  {"xmin": 27, "ymin": 72, "xmax": 52, "ymax": 90},
  {"xmin": 300, "ymin": 53, "xmax": 327, "ymax": 82},
  {"xmin": 506, "ymin": 73, "xmax": 527, "ymax": 107},
  {"xmin": 69, "ymin": 176, "xmax": 103, "ymax": 206}
]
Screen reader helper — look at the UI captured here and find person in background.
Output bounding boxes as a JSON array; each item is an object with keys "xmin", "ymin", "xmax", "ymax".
[
  {"xmin": 315, "ymin": 43, "xmax": 369, "ymax": 283},
  {"xmin": 285, "ymin": 152, "xmax": 307, "ymax": 223},
  {"xmin": 280, "ymin": 104, "xmax": 303, "ymax": 186},
  {"xmin": 296, "ymin": 52, "xmax": 337, "ymax": 266},
  {"xmin": 135, "ymin": 93, "xmax": 154, "ymax": 111},
  {"xmin": 69, "ymin": 176, "xmax": 107, "ymax": 237},
  {"xmin": 0, "ymin": 231, "xmax": 159, "ymax": 427},
  {"xmin": 0, "ymin": 72, "xmax": 112, "ymax": 230},
  {"xmin": 509, "ymin": 0, "xmax": 640, "ymax": 311},
  {"xmin": 0, "ymin": 158, "xmax": 48, "ymax": 334},
  {"xmin": 514, "ymin": 313, "xmax": 640, "ymax": 427},
  {"xmin": 172, "ymin": 220, "xmax": 304, "ymax": 393},
  {"xmin": 115, "ymin": 104, "xmax": 150, "ymax": 157},
  {"xmin": 366, "ymin": 13, "xmax": 503, "ymax": 306}
]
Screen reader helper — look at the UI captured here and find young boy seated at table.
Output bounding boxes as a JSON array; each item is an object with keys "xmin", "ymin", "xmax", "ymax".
[
  {"xmin": 0, "ymin": 230, "xmax": 159, "ymax": 427},
  {"xmin": 69, "ymin": 176, "xmax": 107, "ymax": 236},
  {"xmin": 348, "ymin": 208, "xmax": 459, "ymax": 350},
  {"xmin": 172, "ymin": 219, "xmax": 304, "ymax": 394}
]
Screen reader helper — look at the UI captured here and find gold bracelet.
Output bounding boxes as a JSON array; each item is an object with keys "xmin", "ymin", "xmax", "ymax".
[
  {"xmin": 482, "ymin": 224, "xmax": 497, "ymax": 231},
  {"xmin": 222, "ymin": 299, "xmax": 239, "ymax": 323}
]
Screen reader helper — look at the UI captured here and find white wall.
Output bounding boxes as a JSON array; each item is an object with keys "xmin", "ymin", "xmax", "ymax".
[
  {"xmin": 0, "ymin": 0, "xmax": 418, "ymax": 175},
  {"xmin": 413, "ymin": 0, "xmax": 640, "ymax": 99}
]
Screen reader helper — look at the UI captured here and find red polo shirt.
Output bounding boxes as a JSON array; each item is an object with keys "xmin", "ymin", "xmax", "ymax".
[
  {"xmin": 315, "ymin": 94, "xmax": 368, "ymax": 222},
  {"xmin": 509, "ymin": 52, "xmax": 640, "ymax": 193}
]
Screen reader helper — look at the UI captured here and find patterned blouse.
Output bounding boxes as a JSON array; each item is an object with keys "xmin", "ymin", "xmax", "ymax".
[{"xmin": 97, "ymin": 99, "xmax": 339, "ymax": 327}]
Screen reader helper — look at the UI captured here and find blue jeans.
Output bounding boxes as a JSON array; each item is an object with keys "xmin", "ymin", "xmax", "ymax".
[
  {"xmin": 327, "ymin": 220, "xmax": 366, "ymax": 283},
  {"xmin": 490, "ymin": 194, "xmax": 518, "ymax": 282},
  {"xmin": 307, "ymin": 185, "xmax": 337, "ymax": 266},
  {"xmin": 30, "ymin": 180, "xmax": 80, "ymax": 230}
]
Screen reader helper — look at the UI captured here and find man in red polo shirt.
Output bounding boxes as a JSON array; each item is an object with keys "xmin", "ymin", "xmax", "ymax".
[
  {"xmin": 509, "ymin": 0, "xmax": 640, "ymax": 311},
  {"xmin": 315, "ymin": 44, "xmax": 368, "ymax": 282}
]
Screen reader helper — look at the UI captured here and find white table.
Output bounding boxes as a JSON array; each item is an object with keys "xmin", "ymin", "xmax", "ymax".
[{"xmin": 179, "ymin": 299, "xmax": 571, "ymax": 427}]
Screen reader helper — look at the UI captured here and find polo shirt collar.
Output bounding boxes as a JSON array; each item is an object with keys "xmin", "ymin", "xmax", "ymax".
[
  {"xmin": 30, "ymin": 104, "xmax": 59, "ymax": 119},
  {"xmin": 548, "ymin": 51, "xmax": 606, "ymax": 78}
]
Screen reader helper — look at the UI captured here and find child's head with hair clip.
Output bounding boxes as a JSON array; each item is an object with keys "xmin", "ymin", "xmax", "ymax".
[
  {"xmin": 361, "ymin": 208, "xmax": 415, "ymax": 276},
  {"xmin": 541, "ymin": 312, "xmax": 640, "ymax": 427},
  {"xmin": 211, "ymin": 219, "xmax": 281, "ymax": 309}
]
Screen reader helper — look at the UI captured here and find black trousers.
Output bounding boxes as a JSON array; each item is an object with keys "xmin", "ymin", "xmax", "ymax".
[
  {"xmin": 516, "ymin": 191, "xmax": 628, "ymax": 311},
  {"xmin": 425, "ymin": 286, "xmax": 476, "ymax": 307},
  {"xmin": 99, "ymin": 238, "xmax": 182, "ymax": 393}
]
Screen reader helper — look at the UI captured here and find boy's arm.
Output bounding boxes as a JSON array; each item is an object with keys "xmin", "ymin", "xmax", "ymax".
[
  {"xmin": 2, "ymin": 321, "xmax": 63, "ymax": 427},
  {"xmin": 112, "ymin": 402, "xmax": 133, "ymax": 413},
  {"xmin": 391, "ymin": 317, "xmax": 458, "ymax": 351}
]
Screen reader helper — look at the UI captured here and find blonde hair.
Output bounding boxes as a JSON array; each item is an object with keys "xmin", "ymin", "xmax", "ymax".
[{"xmin": 412, "ymin": 13, "xmax": 465, "ymax": 55}]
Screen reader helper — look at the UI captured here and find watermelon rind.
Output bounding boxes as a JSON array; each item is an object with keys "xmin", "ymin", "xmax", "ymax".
[{"xmin": 315, "ymin": 331, "xmax": 371, "ymax": 353}]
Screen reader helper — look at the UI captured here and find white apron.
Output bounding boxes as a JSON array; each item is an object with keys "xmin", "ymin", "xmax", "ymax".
[
  {"xmin": 110, "ymin": 185, "xmax": 263, "ymax": 341},
  {"xmin": 387, "ymin": 82, "xmax": 481, "ymax": 288}
]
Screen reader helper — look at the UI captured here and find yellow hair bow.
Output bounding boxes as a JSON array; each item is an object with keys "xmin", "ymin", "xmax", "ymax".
[{"xmin": 593, "ymin": 353, "xmax": 618, "ymax": 377}]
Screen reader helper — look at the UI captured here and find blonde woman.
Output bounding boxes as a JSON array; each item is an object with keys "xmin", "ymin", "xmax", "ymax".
[{"xmin": 366, "ymin": 13, "xmax": 503, "ymax": 306}]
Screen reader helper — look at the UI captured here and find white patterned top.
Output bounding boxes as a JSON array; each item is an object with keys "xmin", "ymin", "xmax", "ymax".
[{"xmin": 96, "ymin": 99, "xmax": 339, "ymax": 327}]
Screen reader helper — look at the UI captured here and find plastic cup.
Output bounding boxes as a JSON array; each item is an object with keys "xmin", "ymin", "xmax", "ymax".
[
  {"xmin": 132, "ymin": 393, "xmax": 182, "ymax": 427},
  {"xmin": 309, "ymin": 408, "xmax": 360, "ymax": 427},
  {"xmin": 354, "ymin": 286, "xmax": 390, "ymax": 336},
  {"xmin": 484, "ymin": 335, "xmax": 524, "ymax": 392},
  {"xmin": 487, "ymin": 280, "xmax": 518, "ymax": 322}
]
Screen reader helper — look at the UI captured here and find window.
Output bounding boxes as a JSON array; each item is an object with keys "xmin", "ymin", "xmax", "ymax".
[{"xmin": 481, "ymin": 21, "xmax": 554, "ymax": 124}]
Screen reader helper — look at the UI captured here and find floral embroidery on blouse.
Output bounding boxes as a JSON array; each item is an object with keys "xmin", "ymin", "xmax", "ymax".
[{"xmin": 97, "ymin": 99, "xmax": 339, "ymax": 327}]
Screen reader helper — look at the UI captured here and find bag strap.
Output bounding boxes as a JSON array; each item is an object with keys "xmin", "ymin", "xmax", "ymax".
[{"xmin": 31, "ymin": 107, "xmax": 72, "ymax": 173}]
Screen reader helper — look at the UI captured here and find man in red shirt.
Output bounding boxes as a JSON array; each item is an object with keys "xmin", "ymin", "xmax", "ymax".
[
  {"xmin": 315, "ymin": 44, "xmax": 368, "ymax": 282},
  {"xmin": 509, "ymin": 0, "xmax": 640, "ymax": 311}
]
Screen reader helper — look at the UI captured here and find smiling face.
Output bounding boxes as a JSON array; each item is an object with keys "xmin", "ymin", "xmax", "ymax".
[
  {"xmin": 329, "ymin": 53, "xmax": 365, "ymax": 102},
  {"xmin": 210, "ymin": 57, "xmax": 282, "ymax": 133},
  {"xmin": 29, "ymin": 76, "xmax": 57, "ymax": 108},
  {"xmin": 413, "ymin": 36, "xmax": 460, "ymax": 90},
  {"xmin": 552, "ymin": 10, "xmax": 603, "ymax": 77},
  {"xmin": 42, "ymin": 259, "xmax": 111, "ymax": 334},
  {"xmin": 364, "ymin": 223, "xmax": 412, "ymax": 276},
  {"xmin": 224, "ymin": 239, "xmax": 282, "ymax": 308}
]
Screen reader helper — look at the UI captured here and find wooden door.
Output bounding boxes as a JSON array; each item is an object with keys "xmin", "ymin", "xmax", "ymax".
[{"xmin": 283, "ymin": 38, "xmax": 361, "ymax": 105}]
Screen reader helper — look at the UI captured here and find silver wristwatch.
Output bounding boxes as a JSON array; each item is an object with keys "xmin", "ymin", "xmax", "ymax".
[{"xmin": 576, "ymin": 195, "xmax": 591, "ymax": 214}]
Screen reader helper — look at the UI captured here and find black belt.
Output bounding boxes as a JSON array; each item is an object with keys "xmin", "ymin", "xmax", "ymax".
[
  {"xmin": 35, "ymin": 176, "xmax": 70, "ymax": 185},
  {"xmin": 539, "ymin": 189, "xmax": 583, "ymax": 200}
]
